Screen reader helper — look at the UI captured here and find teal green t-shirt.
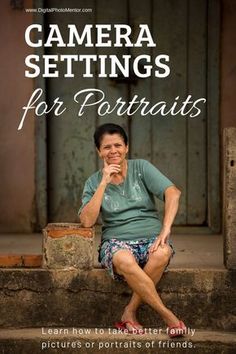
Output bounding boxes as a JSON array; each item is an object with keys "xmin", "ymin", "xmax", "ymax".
[{"xmin": 78, "ymin": 159, "xmax": 174, "ymax": 241}]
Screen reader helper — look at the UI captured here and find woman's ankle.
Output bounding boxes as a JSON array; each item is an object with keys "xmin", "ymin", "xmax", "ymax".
[
  {"xmin": 162, "ymin": 309, "xmax": 180, "ymax": 326},
  {"xmin": 123, "ymin": 305, "xmax": 137, "ymax": 316}
]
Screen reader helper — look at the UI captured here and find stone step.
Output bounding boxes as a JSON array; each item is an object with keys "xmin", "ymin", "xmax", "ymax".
[
  {"xmin": 0, "ymin": 268, "xmax": 235, "ymax": 331},
  {"xmin": 0, "ymin": 328, "xmax": 235, "ymax": 354}
]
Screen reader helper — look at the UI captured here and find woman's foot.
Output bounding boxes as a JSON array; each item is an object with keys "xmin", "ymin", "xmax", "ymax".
[
  {"xmin": 161, "ymin": 309, "xmax": 187, "ymax": 338},
  {"xmin": 162, "ymin": 309, "xmax": 182, "ymax": 327},
  {"xmin": 119, "ymin": 306, "xmax": 143, "ymax": 333},
  {"xmin": 167, "ymin": 321, "xmax": 187, "ymax": 338}
]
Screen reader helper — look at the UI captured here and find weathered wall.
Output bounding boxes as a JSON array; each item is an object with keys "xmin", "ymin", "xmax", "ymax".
[
  {"xmin": 0, "ymin": 1, "xmax": 35, "ymax": 232},
  {"xmin": 0, "ymin": 1, "xmax": 235, "ymax": 233},
  {"xmin": 221, "ymin": 0, "xmax": 236, "ymax": 130},
  {"xmin": 223, "ymin": 128, "xmax": 236, "ymax": 269}
]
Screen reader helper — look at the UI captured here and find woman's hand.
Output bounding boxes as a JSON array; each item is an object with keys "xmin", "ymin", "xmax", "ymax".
[
  {"xmin": 101, "ymin": 159, "xmax": 121, "ymax": 184},
  {"xmin": 149, "ymin": 227, "xmax": 171, "ymax": 253},
  {"xmin": 149, "ymin": 186, "xmax": 181, "ymax": 253}
]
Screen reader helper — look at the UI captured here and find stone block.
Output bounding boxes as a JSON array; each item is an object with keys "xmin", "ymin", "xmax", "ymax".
[
  {"xmin": 43, "ymin": 223, "xmax": 95, "ymax": 270},
  {"xmin": 223, "ymin": 127, "xmax": 236, "ymax": 269}
]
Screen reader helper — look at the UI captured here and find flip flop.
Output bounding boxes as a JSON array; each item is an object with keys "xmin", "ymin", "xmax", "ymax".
[
  {"xmin": 167, "ymin": 321, "xmax": 187, "ymax": 338},
  {"xmin": 114, "ymin": 320, "xmax": 144, "ymax": 334}
]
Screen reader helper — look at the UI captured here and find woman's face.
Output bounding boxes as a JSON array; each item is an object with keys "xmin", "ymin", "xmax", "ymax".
[{"xmin": 98, "ymin": 133, "xmax": 128, "ymax": 165}]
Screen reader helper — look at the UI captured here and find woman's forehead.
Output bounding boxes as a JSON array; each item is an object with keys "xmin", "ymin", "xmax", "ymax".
[{"xmin": 100, "ymin": 133, "xmax": 124, "ymax": 145}]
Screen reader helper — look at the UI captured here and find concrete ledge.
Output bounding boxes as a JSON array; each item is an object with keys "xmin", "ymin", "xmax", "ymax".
[
  {"xmin": 0, "ymin": 268, "xmax": 235, "ymax": 330},
  {"xmin": 0, "ymin": 328, "xmax": 235, "ymax": 354},
  {"xmin": 43, "ymin": 223, "xmax": 95, "ymax": 270}
]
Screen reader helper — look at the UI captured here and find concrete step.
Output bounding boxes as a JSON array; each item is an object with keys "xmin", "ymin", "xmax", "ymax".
[
  {"xmin": 0, "ymin": 328, "xmax": 235, "ymax": 354},
  {"xmin": 0, "ymin": 268, "xmax": 236, "ymax": 331},
  {"xmin": 0, "ymin": 232, "xmax": 224, "ymax": 269}
]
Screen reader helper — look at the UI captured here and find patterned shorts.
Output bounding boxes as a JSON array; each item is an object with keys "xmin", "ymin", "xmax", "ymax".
[{"xmin": 98, "ymin": 236, "xmax": 175, "ymax": 281}]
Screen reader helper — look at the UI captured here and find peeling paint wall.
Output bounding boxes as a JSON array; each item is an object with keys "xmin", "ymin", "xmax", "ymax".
[
  {"xmin": 0, "ymin": 0, "xmax": 235, "ymax": 233},
  {"xmin": 221, "ymin": 0, "xmax": 236, "ymax": 130},
  {"xmin": 0, "ymin": 1, "xmax": 35, "ymax": 232}
]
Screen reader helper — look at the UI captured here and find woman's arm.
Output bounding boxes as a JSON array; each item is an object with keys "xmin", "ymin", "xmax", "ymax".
[
  {"xmin": 162, "ymin": 185, "xmax": 181, "ymax": 234},
  {"xmin": 79, "ymin": 161, "xmax": 121, "ymax": 227},
  {"xmin": 149, "ymin": 185, "xmax": 181, "ymax": 252},
  {"xmin": 79, "ymin": 180, "xmax": 107, "ymax": 227}
]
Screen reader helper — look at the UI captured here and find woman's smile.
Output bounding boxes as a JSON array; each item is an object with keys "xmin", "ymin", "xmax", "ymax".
[
  {"xmin": 109, "ymin": 156, "xmax": 120, "ymax": 160},
  {"xmin": 98, "ymin": 133, "xmax": 129, "ymax": 166}
]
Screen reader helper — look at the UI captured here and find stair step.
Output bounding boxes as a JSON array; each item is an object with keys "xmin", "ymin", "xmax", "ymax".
[
  {"xmin": 0, "ymin": 268, "xmax": 236, "ymax": 331},
  {"xmin": 0, "ymin": 328, "xmax": 235, "ymax": 354}
]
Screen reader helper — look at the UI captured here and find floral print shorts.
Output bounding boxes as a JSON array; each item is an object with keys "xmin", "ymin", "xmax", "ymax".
[{"xmin": 98, "ymin": 236, "xmax": 175, "ymax": 281}]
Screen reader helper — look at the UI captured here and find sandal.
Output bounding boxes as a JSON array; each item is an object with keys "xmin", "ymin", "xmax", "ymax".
[
  {"xmin": 114, "ymin": 320, "xmax": 144, "ymax": 334},
  {"xmin": 167, "ymin": 321, "xmax": 187, "ymax": 338}
]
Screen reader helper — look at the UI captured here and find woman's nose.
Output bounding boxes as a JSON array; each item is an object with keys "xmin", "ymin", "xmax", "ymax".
[{"xmin": 110, "ymin": 146, "xmax": 117, "ymax": 153}]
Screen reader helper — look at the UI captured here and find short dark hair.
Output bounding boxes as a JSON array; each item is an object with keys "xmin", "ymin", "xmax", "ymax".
[{"xmin": 93, "ymin": 123, "xmax": 128, "ymax": 150}]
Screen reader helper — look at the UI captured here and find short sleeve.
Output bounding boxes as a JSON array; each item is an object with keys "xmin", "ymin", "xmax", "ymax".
[
  {"xmin": 141, "ymin": 160, "xmax": 174, "ymax": 201},
  {"xmin": 78, "ymin": 178, "xmax": 95, "ymax": 216}
]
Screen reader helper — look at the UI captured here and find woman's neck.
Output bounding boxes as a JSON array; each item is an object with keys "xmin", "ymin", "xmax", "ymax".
[{"xmin": 120, "ymin": 159, "xmax": 127, "ymax": 178}]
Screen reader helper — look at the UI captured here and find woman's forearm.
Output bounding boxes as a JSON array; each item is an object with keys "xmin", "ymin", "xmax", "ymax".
[
  {"xmin": 80, "ymin": 161, "xmax": 122, "ymax": 227},
  {"xmin": 79, "ymin": 181, "xmax": 107, "ymax": 227},
  {"xmin": 162, "ymin": 186, "xmax": 181, "ymax": 233}
]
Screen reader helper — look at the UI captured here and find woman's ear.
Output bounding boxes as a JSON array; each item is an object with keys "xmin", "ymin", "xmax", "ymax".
[{"xmin": 96, "ymin": 148, "xmax": 102, "ymax": 158}]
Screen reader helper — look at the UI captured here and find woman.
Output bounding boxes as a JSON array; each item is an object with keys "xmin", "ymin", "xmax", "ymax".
[{"xmin": 79, "ymin": 123, "xmax": 186, "ymax": 337}]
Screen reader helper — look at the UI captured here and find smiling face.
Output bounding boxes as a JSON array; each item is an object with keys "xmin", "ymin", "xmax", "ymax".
[{"xmin": 97, "ymin": 133, "xmax": 129, "ymax": 165}]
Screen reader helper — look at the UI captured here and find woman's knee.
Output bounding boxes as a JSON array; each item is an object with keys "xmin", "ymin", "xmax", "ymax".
[
  {"xmin": 149, "ymin": 244, "xmax": 172, "ymax": 266},
  {"xmin": 112, "ymin": 250, "xmax": 137, "ymax": 275}
]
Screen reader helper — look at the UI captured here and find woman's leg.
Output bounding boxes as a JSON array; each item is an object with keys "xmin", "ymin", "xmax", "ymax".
[
  {"xmin": 122, "ymin": 244, "xmax": 172, "ymax": 322},
  {"xmin": 112, "ymin": 247, "xmax": 180, "ymax": 326}
]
